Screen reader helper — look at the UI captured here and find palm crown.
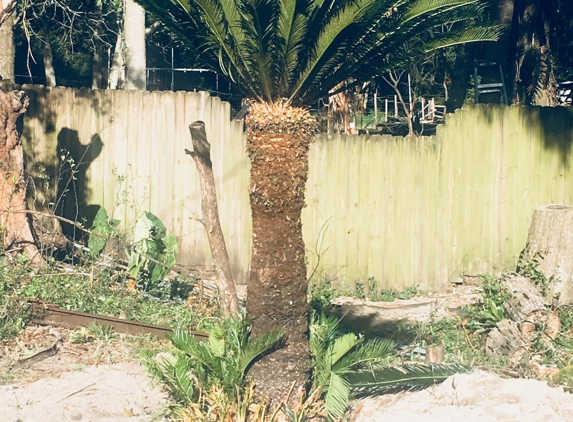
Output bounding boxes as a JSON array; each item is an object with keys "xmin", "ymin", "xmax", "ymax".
[{"xmin": 136, "ymin": 0, "xmax": 501, "ymax": 105}]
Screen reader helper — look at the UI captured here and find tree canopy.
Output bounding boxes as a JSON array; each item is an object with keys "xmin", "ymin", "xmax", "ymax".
[{"xmin": 135, "ymin": 0, "xmax": 501, "ymax": 105}]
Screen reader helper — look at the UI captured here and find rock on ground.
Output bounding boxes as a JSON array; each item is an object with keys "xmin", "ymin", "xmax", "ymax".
[
  {"xmin": 0, "ymin": 362, "xmax": 168, "ymax": 422},
  {"xmin": 352, "ymin": 371, "xmax": 573, "ymax": 422}
]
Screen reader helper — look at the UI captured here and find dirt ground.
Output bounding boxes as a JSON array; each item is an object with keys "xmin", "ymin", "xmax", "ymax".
[
  {"xmin": 0, "ymin": 326, "xmax": 169, "ymax": 422},
  {"xmin": 2, "ymin": 286, "xmax": 573, "ymax": 421}
]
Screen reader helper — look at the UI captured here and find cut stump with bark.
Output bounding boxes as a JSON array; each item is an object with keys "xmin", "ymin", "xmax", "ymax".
[
  {"xmin": 0, "ymin": 88, "xmax": 43, "ymax": 266},
  {"xmin": 485, "ymin": 273, "xmax": 560, "ymax": 363},
  {"xmin": 521, "ymin": 204, "xmax": 573, "ymax": 304}
]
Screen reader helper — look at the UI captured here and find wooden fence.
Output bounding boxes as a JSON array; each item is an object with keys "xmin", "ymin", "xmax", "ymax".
[{"xmin": 9, "ymin": 84, "xmax": 573, "ymax": 290}]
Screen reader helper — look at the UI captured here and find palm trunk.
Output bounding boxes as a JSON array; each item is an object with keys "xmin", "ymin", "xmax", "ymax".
[
  {"xmin": 245, "ymin": 101, "xmax": 314, "ymax": 404},
  {"xmin": 0, "ymin": 89, "xmax": 43, "ymax": 266}
]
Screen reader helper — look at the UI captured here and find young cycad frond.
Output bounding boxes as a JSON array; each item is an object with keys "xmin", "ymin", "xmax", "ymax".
[
  {"xmin": 143, "ymin": 318, "xmax": 284, "ymax": 404},
  {"xmin": 309, "ymin": 311, "xmax": 471, "ymax": 420},
  {"xmin": 347, "ymin": 363, "xmax": 473, "ymax": 397}
]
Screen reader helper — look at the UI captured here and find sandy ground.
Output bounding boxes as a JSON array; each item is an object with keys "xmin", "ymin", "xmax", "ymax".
[
  {"xmin": 3, "ymin": 358, "xmax": 573, "ymax": 422},
  {"xmin": 352, "ymin": 371, "xmax": 573, "ymax": 422},
  {"xmin": 0, "ymin": 361, "xmax": 168, "ymax": 422},
  {"xmin": 2, "ymin": 288, "xmax": 573, "ymax": 422},
  {"xmin": 0, "ymin": 325, "xmax": 169, "ymax": 422}
]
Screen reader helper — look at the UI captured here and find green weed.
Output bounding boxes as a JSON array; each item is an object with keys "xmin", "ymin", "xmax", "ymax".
[{"xmin": 0, "ymin": 252, "xmax": 208, "ymax": 341}]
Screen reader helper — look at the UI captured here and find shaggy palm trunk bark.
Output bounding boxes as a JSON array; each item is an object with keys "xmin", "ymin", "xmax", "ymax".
[
  {"xmin": 0, "ymin": 89, "xmax": 43, "ymax": 265},
  {"xmin": 246, "ymin": 101, "xmax": 315, "ymax": 404}
]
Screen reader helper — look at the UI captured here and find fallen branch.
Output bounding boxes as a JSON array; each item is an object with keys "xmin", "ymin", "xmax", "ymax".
[{"xmin": 0, "ymin": 208, "xmax": 107, "ymax": 238}]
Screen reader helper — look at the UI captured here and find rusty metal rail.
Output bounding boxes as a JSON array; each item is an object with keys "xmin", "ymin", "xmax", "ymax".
[{"xmin": 22, "ymin": 298, "xmax": 208, "ymax": 341}]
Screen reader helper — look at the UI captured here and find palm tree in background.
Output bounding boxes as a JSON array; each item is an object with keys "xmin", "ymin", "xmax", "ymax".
[{"xmin": 134, "ymin": 0, "xmax": 500, "ymax": 402}]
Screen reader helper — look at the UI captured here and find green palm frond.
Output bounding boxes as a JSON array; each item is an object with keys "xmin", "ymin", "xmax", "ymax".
[
  {"xmin": 329, "ymin": 332, "xmax": 362, "ymax": 366},
  {"xmin": 422, "ymin": 26, "xmax": 505, "ymax": 51},
  {"xmin": 152, "ymin": 319, "xmax": 285, "ymax": 402},
  {"xmin": 325, "ymin": 372, "xmax": 351, "ymax": 421},
  {"xmin": 141, "ymin": 350, "xmax": 197, "ymax": 404},
  {"xmin": 136, "ymin": 0, "xmax": 500, "ymax": 104},
  {"xmin": 168, "ymin": 329, "xmax": 215, "ymax": 365},
  {"xmin": 346, "ymin": 363, "xmax": 473, "ymax": 397},
  {"xmin": 238, "ymin": 329, "xmax": 284, "ymax": 373},
  {"xmin": 333, "ymin": 338, "xmax": 396, "ymax": 373}
]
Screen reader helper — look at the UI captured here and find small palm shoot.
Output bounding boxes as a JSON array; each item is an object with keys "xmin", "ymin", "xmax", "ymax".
[
  {"xmin": 310, "ymin": 312, "xmax": 472, "ymax": 420},
  {"xmin": 142, "ymin": 317, "xmax": 283, "ymax": 418}
]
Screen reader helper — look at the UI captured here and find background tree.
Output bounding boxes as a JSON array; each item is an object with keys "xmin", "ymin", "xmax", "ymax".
[
  {"xmin": 132, "ymin": 0, "xmax": 502, "ymax": 402},
  {"xmin": 123, "ymin": 0, "xmax": 146, "ymax": 90},
  {"xmin": 0, "ymin": 14, "xmax": 14, "ymax": 81},
  {"xmin": 10, "ymin": 0, "xmax": 122, "ymax": 87},
  {"xmin": 0, "ymin": 2, "xmax": 44, "ymax": 265},
  {"xmin": 0, "ymin": 0, "xmax": 16, "ymax": 26}
]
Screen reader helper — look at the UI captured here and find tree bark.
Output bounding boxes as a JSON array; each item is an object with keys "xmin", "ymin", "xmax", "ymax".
[
  {"xmin": 520, "ymin": 204, "xmax": 573, "ymax": 304},
  {"xmin": 485, "ymin": 273, "xmax": 560, "ymax": 363},
  {"xmin": 92, "ymin": 0, "xmax": 106, "ymax": 89},
  {"xmin": 245, "ymin": 101, "xmax": 314, "ymax": 405},
  {"xmin": 444, "ymin": 44, "xmax": 474, "ymax": 111},
  {"xmin": 0, "ymin": 0, "xmax": 16, "ymax": 28},
  {"xmin": 185, "ymin": 121, "xmax": 239, "ymax": 317},
  {"xmin": 124, "ymin": 0, "xmax": 146, "ymax": 90},
  {"xmin": 0, "ymin": 14, "xmax": 14, "ymax": 82},
  {"xmin": 0, "ymin": 89, "xmax": 43, "ymax": 266},
  {"xmin": 41, "ymin": 26, "xmax": 56, "ymax": 87},
  {"xmin": 108, "ymin": 27, "xmax": 125, "ymax": 89}
]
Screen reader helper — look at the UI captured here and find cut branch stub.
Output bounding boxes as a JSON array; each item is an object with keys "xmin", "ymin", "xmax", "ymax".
[
  {"xmin": 186, "ymin": 121, "xmax": 239, "ymax": 317},
  {"xmin": 521, "ymin": 204, "xmax": 573, "ymax": 304}
]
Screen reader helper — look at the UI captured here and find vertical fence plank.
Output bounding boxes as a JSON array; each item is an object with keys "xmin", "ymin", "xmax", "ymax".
[{"xmin": 20, "ymin": 87, "xmax": 573, "ymax": 292}]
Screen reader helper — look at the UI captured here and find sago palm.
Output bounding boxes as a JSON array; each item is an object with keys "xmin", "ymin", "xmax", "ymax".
[
  {"xmin": 310, "ymin": 312, "xmax": 471, "ymax": 420},
  {"xmin": 135, "ymin": 0, "xmax": 500, "ymax": 402}
]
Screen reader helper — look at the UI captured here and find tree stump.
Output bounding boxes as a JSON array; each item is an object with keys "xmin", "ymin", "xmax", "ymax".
[
  {"xmin": 0, "ymin": 88, "xmax": 43, "ymax": 265},
  {"xmin": 503, "ymin": 274, "xmax": 546, "ymax": 321},
  {"xmin": 485, "ymin": 319, "xmax": 530, "ymax": 364},
  {"xmin": 521, "ymin": 204, "xmax": 573, "ymax": 304},
  {"xmin": 485, "ymin": 273, "xmax": 560, "ymax": 363}
]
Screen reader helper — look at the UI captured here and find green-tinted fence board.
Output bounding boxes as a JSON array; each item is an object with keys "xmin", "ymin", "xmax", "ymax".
[{"xmin": 16, "ymin": 85, "xmax": 573, "ymax": 290}]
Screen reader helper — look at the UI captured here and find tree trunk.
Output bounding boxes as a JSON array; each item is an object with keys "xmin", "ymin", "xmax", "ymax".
[
  {"xmin": 186, "ymin": 121, "xmax": 239, "ymax": 317},
  {"xmin": 520, "ymin": 204, "xmax": 573, "ymax": 304},
  {"xmin": 124, "ymin": 0, "xmax": 146, "ymax": 90},
  {"xmin": 0, "ymin": 89, "xmax": 43, "ymax": 266},
  {"xmin": 92, "ymin": 0, "xmax": 106, "ymax": 89},
  {"xmin": 0, "ymin": 14, "xmax": 14, "ymax": 82},
  {"xmin": 41, "ymin": 27, "xmax": 56, "ymax": 87},
  {"xmin": 245, "ymin": 101, "xmax": 315, "ymax": 404},
  {"xmin": 444, "ymin": 44, "xmax": 474, "ymax": 111},
  {"xmin": 485, "ymin": 273, "xmax": 560, "ymax": 363},
  {"xmin": 108, "ymin": 27, "xmax": 125, "ymax": 89},
  {"xmin": 0, "ymin": 0, "xmax": 16, "ymax": 28}
]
